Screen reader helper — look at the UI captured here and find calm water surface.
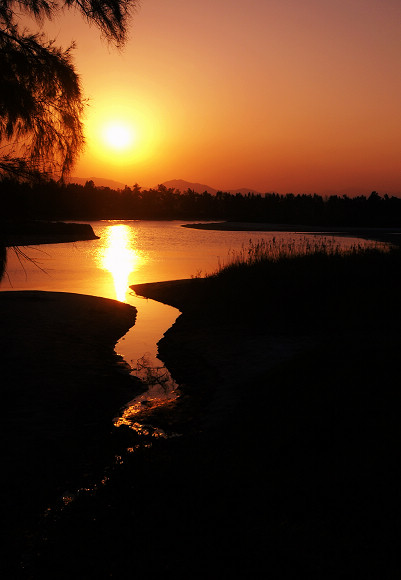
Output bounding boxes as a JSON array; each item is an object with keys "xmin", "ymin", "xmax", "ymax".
[
  {"xmin": 0, "ymin": 220, "xmax": 375, "ymax": 370},
  {"xmin": 1, "ymin": 221, "xmax": 381, "ymax": 432}
]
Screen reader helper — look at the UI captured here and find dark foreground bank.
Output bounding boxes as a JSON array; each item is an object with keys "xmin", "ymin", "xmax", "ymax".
[
  {"xmin": 12, "ymin": 247, "xmax": 401, "ymax": 579},
  {"xmin": 1, "ymin": 291, "xmax": 141, "ymax": 577},
  {"xmin": 1, "ymin": 220, "xmax": 99, "ymax": 246},
  {"xmin": 132, "ymin": 252, "xmax": 401, "ymax": 578},
  {"xmin": 183, "ymin": 220, "xmax": 401, "ymax": 246}
]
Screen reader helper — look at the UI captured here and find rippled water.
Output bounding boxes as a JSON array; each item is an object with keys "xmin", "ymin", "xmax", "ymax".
[
  {"xmin": 0, "ymin": 220, "xmax": 379, "ymax": 376},
  {"xmin": 1, "ymin": 221, "xmax": 385, "ymax": 443}
]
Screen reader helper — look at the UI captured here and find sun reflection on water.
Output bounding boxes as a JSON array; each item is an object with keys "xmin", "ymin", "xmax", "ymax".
[{"xmin": 98, "ymin": 224, "xmax": 143, "ymax": 301}]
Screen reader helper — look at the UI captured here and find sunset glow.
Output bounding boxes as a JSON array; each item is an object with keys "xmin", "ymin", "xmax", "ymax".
[
  {"xmin": 102, "ymin": 123, "xmax": 134, "ymax": 151},
  {"xmin": 99, "ymin": 224, "xmax": 142, "ymax": 301},
  {"xmin": 43, "ymin": 1, "xmax": 401, "ymax": 195},
  {"xmin": 81, "ymin": 96, "xmax": 161, "ymax": 171}
]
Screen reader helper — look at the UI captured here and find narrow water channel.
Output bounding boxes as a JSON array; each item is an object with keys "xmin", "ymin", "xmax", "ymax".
[{"xmin": 113, "ymin": 291, "xmax": 180, "ymax": 434}]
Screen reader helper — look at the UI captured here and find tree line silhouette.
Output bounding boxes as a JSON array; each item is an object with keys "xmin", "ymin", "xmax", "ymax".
[{"xmin": 1, "ymin": 178, "xmax": 401, "ymax": 227}]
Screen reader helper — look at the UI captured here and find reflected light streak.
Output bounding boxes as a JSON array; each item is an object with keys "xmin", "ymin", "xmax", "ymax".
[{"xmin": 99, "ymin": 225, "xmax": 142, "ymax": 301}]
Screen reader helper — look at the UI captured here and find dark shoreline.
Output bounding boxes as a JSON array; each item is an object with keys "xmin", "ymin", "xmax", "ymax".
[
  {"xmin": 1, "ymin": 220, "xmax": 99, "ymax": 246},
  {"xmin": 182, "ymin": 220, "xmax": 401, "ymax": 245},
  {"xmin": 1, "ymin": 290, "xmax": 141, "ymax": 576},
  {"xmin": 128, "ymin": 244, "xmax": 401, "ymax": 576},
  {"xmin": 4, "ymin": 224, "xmax": 401, "ymax": 577}
]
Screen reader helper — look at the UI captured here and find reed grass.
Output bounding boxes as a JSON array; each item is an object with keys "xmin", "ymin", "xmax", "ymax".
[
  {"xmin": 211, "ymin": 235, "xmax": 387, "ymax": 276},
  {"xmin": 198, "ymin": 234, "xmax": 400, "ymax": 331}
]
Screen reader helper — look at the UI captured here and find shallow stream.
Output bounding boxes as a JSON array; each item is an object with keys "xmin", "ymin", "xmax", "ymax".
[{"xmin": 1, "ymin": 220, "xmax": 382, "ymax": 428}]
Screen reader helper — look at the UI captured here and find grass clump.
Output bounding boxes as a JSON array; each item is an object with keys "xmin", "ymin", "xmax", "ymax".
[
  {"xmin": 211, "ymin": 235, "xmax": 386, "ymax": 274},
  {"xmin": 201, "ymin": 236, "xmax": 400, "ymax": 332}
]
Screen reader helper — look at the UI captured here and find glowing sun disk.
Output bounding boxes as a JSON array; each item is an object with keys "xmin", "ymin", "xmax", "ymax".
[{"xmin": 103, "ymin": 123, "xmax": 134, "ymax": 150}]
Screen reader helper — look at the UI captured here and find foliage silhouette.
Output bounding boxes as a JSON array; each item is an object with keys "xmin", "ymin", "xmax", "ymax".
[
  {"xmin": 2, "ymin": 178, "xmax": 401, "ymax": 226},
  {"xmin": 203, "ymin": 240, "xmax": 401, "ymax": 331},
  {"xmin": 0, "ymin": 0, "xmax": 136, "ymax": 181}
]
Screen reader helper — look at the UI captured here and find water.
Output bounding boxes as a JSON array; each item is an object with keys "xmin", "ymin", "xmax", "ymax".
[
  {"xmin": 0, "ymin": 221, "xmax": 382, "ymax": 435},
  {"xmin": 1, "ymin": 222, "xmax": 383, "ymax": 534},
  {"xmin": 1, "ymin": 221, "xmax": 378, "ymax": 362}
]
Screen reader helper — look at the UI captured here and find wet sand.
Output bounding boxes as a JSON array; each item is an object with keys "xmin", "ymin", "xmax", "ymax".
[
  {"xmin": 183, "ymin": 220, "xmax": 401, "ymax": 245},
  {"xmin": 1, "ymin": 290, "xmax": 141, "ymax": 566},
  {"xmin": 131, "ymin": 278, "xmax": 319, "ymax": 434},
  {"xmin": 128, "ymin": 270, "xmax": 401, "ymax": 577},
  {"xmin": 4, "ymin": 225, "xmax": 401, "ymax": 577},
  {"xmin": 2, "ymin": 220, "xmax": 99, "ymax": 246}
]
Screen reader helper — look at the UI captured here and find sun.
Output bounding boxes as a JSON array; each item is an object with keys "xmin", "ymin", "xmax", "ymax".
[
  {"xmin": 102, "ymin": 122, "xmax": 135, "ymax": 151},
  {"xmin": 82, "ymin": 97, "xmax": 162, "ymax": 171}
]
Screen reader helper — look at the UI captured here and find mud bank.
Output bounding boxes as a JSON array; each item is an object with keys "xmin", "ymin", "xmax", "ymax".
[
  {"xmin": 1, "ymin": 290, "xmax": 141, "ymax": 568},
  {"xmin": 1, "ymin": 220, "xmax": 99, "ymax": 246},
  {"xmin": 182, "ymin": 221, "xmax": 401, "ymax": 245}
]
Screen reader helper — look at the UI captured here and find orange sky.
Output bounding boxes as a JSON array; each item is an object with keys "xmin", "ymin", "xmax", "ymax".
[{"xmin": 39, "ymin": 1, "xmax": 401, "ymax": 194}]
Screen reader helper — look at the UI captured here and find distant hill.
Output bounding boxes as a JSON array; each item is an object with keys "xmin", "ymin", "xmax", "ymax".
[
  {"xmin": 68, "ymin": 176, "xmax": 127, "ymax": 189},
  {"xmin": 161, "ymin": 179, "xmax": 261, "ymax": 195},
  {"xmin": 161, "ymin": 179, "xmax": 218, "ymax": 194},
  {"xmin": 66, "ymin": 177, "xmax": 401, "ymax": 197}
]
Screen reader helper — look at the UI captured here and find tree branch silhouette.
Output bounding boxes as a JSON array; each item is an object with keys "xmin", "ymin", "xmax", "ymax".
[{"xmin": 0, "ymin": 0, "xmax": 136, "ymax": 181}]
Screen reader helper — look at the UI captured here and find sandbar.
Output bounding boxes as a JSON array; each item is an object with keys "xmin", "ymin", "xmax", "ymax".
[
  {"xmin": 182, "ymin": 221, "xmax": 401, "ymax": 245},
  {"xmin": 1, "ymin": 290, "xmax": 140, "ymax": 551}
]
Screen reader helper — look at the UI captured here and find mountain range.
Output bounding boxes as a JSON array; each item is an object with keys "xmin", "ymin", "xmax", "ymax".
[
  {"xmin": 68, "ymin": 177, "xmax": 395, "ymax": 197},
  {"xmin": 69, "ymin": 176, "xmax": 261, "ymax": 195},
  {"xmin": 67, "ymin": 176, "xmax": 127, "ymax": 189},
  {"xmin": 160, "ymin": 179, "xmax": 262, "ymax": 195}
]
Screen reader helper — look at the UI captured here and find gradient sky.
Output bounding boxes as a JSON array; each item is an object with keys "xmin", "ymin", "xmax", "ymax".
[{"xmin": 39, "ymin": 0, "xmax": 401, "ymax": 194}]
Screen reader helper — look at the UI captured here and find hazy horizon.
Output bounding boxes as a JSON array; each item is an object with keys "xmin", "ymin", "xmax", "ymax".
[
  {"xmin": 33, "ymin": 0, "xmax": 401, "ymax": 195},
  {"xmin": 69, "ymin": 175, "xmax": 401, "ymax": 197}
]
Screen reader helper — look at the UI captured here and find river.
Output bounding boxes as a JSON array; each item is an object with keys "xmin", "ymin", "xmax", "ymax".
[{"xmin": 0, "ymin": 220, "xmax": 376, "ymax": 375}]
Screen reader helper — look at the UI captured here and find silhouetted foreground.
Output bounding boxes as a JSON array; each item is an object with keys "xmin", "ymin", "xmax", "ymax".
[
  {"xmin": 11, "ymin": 246, "xmax": 401, "ymax": 578},
  {"xmin": 132, "ymin": 248, "xmax": 401, "ymax": 577},
  {"xmin": 1, "ymin": 292, "xmax": 140, "ymax": 578},
  {"xmin": 1, "ymin": 220, "xmax": 98, "ymax": 246},
  {"xmin": 183, "ymin": 220, "xmax": 401, "ymax": 246},
  {"xmin": 2, "ymin": 177, "xmax": 401, "ymax": 225}
]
